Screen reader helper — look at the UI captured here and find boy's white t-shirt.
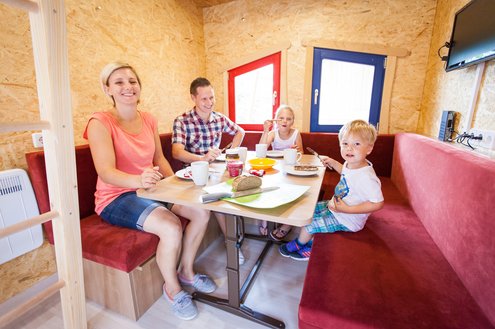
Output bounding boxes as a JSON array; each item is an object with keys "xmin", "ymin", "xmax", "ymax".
[{"xmin": 332, "ymin": 161, "xmax": 384, "ymax": 232}]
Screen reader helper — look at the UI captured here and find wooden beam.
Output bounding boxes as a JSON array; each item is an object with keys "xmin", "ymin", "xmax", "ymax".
[
  {"xmin": 0, "ymin": 279, "xmax": 65, "ymax": 325},
  {"xmin": 0, "ymin": 210, "xmax": 58, "ymax": 239},
  {"xmin": 0, "ymin": 121, "xmax": 50, "ymax": 133},
  {"xmin": 302, "ymin": 38, "xmax": 410, "ymax": 58},
  {"xmin": 0, "ymin": 0, "xmax": 38, "ymax": 12}
]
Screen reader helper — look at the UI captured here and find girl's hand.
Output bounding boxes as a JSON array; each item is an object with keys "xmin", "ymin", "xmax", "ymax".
[
  {"xmin": 290, "ymin": 144, "xmax": 300, "ymax": 152},
  {"xmin": 263, "ymin": 120, "xmax": 274, "ymax": 132},
  {"xmin": 141, "ymin": 166, "xmax": 163, "ymax": 188}
]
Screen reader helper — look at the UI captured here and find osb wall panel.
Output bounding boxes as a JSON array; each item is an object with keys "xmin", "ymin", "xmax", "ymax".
[
  {"xmin": 418, "ymin": 0, "xmax": 495, "ymax": 137},
  {"xmin": 202, "ymin": 0, "xmax": 437, "ymax": 133},
  {"xmin": 0, "ymin": 0, "xmax": 205, "ymax": 301}
]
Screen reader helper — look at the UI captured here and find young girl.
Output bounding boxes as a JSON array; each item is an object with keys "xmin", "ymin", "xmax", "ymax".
[{"xmin": 258, "ymin": 105, "xmax": 303, "ymax": 240}]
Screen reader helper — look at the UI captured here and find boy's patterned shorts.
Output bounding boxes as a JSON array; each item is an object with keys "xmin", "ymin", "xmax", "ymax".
[{"xmin": 305, "ymin": 201, "xmax": 352, "ymax": 234}]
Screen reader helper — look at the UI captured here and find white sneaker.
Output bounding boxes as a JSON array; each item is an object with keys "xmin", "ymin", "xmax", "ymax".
[{"xmin": 239, "ymin": 249, "xmax": 245, "ymax": 265}]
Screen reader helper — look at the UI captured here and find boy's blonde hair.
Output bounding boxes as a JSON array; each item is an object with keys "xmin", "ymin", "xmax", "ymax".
[
  {"xmin": 100, "ymin": 61, "xmax": 141, "ymax": 106},
  {"xmin": 274, "ymin": 104, "xmax": 295, "ymax": 119},
  {"xmin": 338, "ymin": 120, "xmax": 377, "ymax": 145}
]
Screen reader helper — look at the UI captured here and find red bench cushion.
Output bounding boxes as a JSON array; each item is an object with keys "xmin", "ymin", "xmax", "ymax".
[
  {"xmin": 299, "ymin": 178, "xmax": 494, "ymax": 329},
  {"xmin": 25, "ymin": 139, "xmax": 188, "ymax": 273}
]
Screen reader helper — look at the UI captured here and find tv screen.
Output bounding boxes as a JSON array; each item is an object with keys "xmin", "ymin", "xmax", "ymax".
[{"xmin": 445, "ymin": 0, "xmax": 495, "ymax": 71}]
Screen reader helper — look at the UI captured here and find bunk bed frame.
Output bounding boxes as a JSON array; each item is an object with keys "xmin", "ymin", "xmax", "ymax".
[{"xmin": 0, "ymin": 0, "xmax": 87, "ymax": 328}]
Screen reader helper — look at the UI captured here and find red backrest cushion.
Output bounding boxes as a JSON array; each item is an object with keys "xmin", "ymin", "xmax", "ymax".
[{"xmin": 391, "ymin": 133, "xmax": 495, "ymax": 324}]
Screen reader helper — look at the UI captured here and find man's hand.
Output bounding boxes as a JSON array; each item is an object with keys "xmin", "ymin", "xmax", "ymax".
[{"xmin": 202, "ymin": 148, "xmax": 221, "ymax": 162}]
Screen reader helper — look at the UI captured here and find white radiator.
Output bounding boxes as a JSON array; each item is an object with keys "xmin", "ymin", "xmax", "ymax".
[{"xmin": 0, "ymin": 169, "xmax": 42, "ymax": 265}]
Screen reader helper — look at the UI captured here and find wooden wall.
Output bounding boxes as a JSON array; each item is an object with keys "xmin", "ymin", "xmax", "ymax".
[
  {"xmin": 418, "ymin": 0, "xmax": 495, "ymax": 137},
  {"xmin": 202, "ymin": 0, "xmax": 437, "ymax": 134},
  {"xmin": 0, "ymin": 0, "xmax": 205, "ymax": 302}
]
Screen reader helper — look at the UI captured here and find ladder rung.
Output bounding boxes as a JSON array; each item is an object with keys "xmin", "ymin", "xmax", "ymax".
[
  {"xmin": 0, "ymin": 0, "xmax": 38, "ymax": 12},
  {"xmin": 0, "ymin": 121, "xmax": 50, "ymax": 133},
  {"xmin": 0, "ymin": 278, "xmax": 65, "ymax": 325},
  {"xmin": 0, "ymin": 210, "xmax": 58, "ymax": 239}
]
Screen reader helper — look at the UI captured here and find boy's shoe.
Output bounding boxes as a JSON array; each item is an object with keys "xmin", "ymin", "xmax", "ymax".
[
  {"xmin": 279, "ymin": 239, "xmax": 303, "ymax": 258},
  {"xmin": 178, "ymin": 273, "xmax": 217, "ymax": 294},
  {"xmin": 163, "ymin": 288, "xmax": 198, "ymax": 320},
  {"xmin": 289, "ymin": 244, "xmax": 311, "ymax": 261}
]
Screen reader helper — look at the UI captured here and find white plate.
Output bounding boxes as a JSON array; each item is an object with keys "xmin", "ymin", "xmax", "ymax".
[
  {"xmin": 266, "ymin": 150, "xmax": 284, "ymax": 158},
  {"xmin": 284, "ymin": 165, "xmax": 319, "ymax": 176},
  {"xmin": 203, "ymin": 182, "xmax": 310, "ymax": 209},
  {"xmin": 175, "ymin": 168, "xmax": 193, "ymax": 180},
  {"xmin": 175, "ymin": 168, "xmax": 216, "ymax": 180},
  {"xmin": 215, "ymin": 153, "xmax": 226, "ymax": 161}
]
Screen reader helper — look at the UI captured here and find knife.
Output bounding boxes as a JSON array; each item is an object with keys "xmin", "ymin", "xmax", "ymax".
[
  {"xmin": 306, "ymin": 147, "xmax": 333, "ymax": 170},
  {"xmin": 201, "ymin": 186, "xmax": 280, "ymax": 203}
]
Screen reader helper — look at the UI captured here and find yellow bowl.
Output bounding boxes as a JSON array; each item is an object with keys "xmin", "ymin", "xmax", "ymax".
[{"xmin": 248, "ymin": 158, "xmax": 276, "ymax": 170}]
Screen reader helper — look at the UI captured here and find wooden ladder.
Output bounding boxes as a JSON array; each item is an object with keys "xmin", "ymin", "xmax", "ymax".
[{"xmin": 0, "ymin": 0, "xmax": 87, "ymax": 328}]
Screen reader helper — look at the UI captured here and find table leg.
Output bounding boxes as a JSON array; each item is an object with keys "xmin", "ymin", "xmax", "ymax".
[{"xmin": 192, "ymin": 214, "xmax": 285, "ymax": 329}]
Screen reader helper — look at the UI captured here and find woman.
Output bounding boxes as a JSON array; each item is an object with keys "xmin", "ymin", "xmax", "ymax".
[{"xmin": 84, "ymin": 62, "xmax": 215, "ymax": 320}]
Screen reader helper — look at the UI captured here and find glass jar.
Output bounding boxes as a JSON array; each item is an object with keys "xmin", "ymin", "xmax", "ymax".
[{"xmin": 225, "ymin": 148, "xmax": 240, "ymax": 162}]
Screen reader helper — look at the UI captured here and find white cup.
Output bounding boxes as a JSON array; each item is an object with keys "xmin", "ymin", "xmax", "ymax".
[
  {"xmin": 255, "ymin": 144, "xmax": 268, "ymax": 158},
  {"xmin": 283, "ymin": 148, "xmax": 302, "ymax": 165},
  {"xmin": 190, "ymin": 161, "xmax": 209, "ymax": 186},
  {"xmin": 238, "ymin": 147, "xmax": 248, "ymax": 162}
]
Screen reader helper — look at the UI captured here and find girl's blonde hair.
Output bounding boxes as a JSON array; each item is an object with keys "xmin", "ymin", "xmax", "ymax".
[
  {"xmin": 100, "ymin": 61, "xmax": 141, "ymax": 106},
  {"xmin": 338, "ymin": 119, "xmax": 377, "ymax": 145},
  {"xmin": 274, "ymin": 104, "xmax": 295, "ymax": 119}
]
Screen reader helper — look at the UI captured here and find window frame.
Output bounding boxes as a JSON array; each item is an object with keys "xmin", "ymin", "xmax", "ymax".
[
  {"xmin": 301, "ymin": 39, "xmax": 410, "ymax": 134},
  {"xmin": 227, "ymin": 52, "xmax": 281, "ymax": 131},
  {"xmin": 310, "ymin": 47, "xmax": 386, "ymax": 132}
]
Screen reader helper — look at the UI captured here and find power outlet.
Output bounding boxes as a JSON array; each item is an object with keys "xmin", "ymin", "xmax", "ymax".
[
  {"xmin": 469, "ymin": 128, "xmax": 495, "ymax": 150},
  {"xmin": 31, "ymin": 132, "xmax": 44, "ymax": 148}
]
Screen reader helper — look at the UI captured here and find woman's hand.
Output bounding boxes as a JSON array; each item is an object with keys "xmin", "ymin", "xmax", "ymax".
[{"xmin": 141, "ymin": 166, "xmax": 163, "ymax": 188}]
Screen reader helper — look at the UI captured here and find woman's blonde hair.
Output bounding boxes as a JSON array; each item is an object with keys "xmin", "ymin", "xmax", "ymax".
[
  {"xmin": 338, "ymin": 119, "xmax": 377, "ymax": 145},
  {"xmin": 100, "ymin": 61, "xmax": 141, "ymax": 106}
]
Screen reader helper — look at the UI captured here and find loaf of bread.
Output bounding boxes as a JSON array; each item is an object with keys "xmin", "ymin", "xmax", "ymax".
[
  {"xmin": 231, "ymin": 175, "xmax": 262, "ymax": 192},
  {"xmin": 294, "ymin": 165, "xmax": 318, "ymax": 171}
]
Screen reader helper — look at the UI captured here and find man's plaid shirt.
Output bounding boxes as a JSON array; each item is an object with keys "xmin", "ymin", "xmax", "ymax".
[{"xmin": 172, "ymin": 108, "xmax": 241, "ymax": 155}]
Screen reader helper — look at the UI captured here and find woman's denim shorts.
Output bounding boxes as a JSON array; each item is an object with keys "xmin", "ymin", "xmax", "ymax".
[{"xmin": 100, "ymin": 191, "xmax": 169, "ymax": 231}]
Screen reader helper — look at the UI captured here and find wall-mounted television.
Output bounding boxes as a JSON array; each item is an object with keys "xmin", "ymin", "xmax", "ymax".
[{"xmin": 445, "ymin": 0, "xmax": 495, "ymax": 72}]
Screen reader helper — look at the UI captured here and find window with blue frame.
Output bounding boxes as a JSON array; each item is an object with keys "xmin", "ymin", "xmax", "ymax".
[{"xmin": 310, "ymin": 48, "xmax": 385, "ymax": 132}]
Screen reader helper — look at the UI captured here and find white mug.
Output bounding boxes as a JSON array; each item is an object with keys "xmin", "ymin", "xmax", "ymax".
[
  {"xmin": 190, "ymin": 161, "xmax": 209, "ymax": 186},
  {"xmin": 238, "ymin": 147, "xmax": 248, "ymax": 162},
  {"xmin": 255, "ymin": 144, "xmax": 268, "ymax": 158},
  {"xmin": 284, "ymin": 148, "xmax": 302, "ymax": 165}
]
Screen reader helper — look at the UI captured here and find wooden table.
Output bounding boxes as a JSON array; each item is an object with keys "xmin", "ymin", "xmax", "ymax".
[{"xmin": 138, "ymin": 153, "xmax": 325, "ymax": 328}]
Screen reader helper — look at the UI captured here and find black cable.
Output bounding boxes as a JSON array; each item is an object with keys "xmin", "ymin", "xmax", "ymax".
[
  {"xmin": 437, "ymin": 42, "xmax": 450, "ymax": 61},
  {"xmin": 452, "ymin": 131, "xmax": 478, "ymax": 150}
]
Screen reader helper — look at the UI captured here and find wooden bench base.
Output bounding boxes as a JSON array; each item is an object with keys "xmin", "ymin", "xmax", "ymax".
[{"xmin": 83, "ymin": 217, "xmax": 221, "ymax": 320}]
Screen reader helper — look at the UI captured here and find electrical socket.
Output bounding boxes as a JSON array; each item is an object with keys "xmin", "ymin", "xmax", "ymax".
[
  {"xmin": 469, "ymin": 128, "xmax": 495, "ymax": 150},
  {"xmin": 31, "ymin": 132, "xmax": 43, "ymax": 148}
]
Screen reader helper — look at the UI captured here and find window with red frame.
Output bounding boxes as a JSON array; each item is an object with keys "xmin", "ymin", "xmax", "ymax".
[{"xmin": 228, "ymin": 52, "xmax": 281, "ymax": 131}]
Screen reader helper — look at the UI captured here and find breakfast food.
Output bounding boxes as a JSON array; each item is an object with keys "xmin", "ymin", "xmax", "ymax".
[
  {"xmin": 232, "ymin": 175, "xmax": 262, "ymax": 191},
  {"xmin": 294, "ymin": 165, "xmax": 318, "ymax": 171}
]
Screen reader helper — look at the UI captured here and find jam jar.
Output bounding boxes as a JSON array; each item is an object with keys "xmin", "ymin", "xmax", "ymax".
[{"xmin": 225, "ymin": 148, "xmax": 240, "ymax": 162}]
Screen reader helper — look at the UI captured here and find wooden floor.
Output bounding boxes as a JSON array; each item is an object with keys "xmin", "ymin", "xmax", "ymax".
[{"xmin": 2, "ymin": 227, "xmax": 307, "ymax": 329}]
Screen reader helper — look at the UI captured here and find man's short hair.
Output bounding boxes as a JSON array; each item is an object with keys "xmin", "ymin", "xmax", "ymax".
[{"xmin": 190, "ymin": 77, "xmax": 211, "ymax": 95}]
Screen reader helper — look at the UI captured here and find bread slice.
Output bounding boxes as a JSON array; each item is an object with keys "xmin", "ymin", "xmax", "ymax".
[
  {"xmin": 231, "ymin": 175, "xmax": 262, "ymax": 192},
  {"xmin": 294, "ymin": 165, "xmax": 318, "ymax": 171}
]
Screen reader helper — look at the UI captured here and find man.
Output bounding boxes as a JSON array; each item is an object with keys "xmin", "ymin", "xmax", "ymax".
[{"xmin": 172, "ymin": 77, "xmax": 246, "ymax": 264}]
